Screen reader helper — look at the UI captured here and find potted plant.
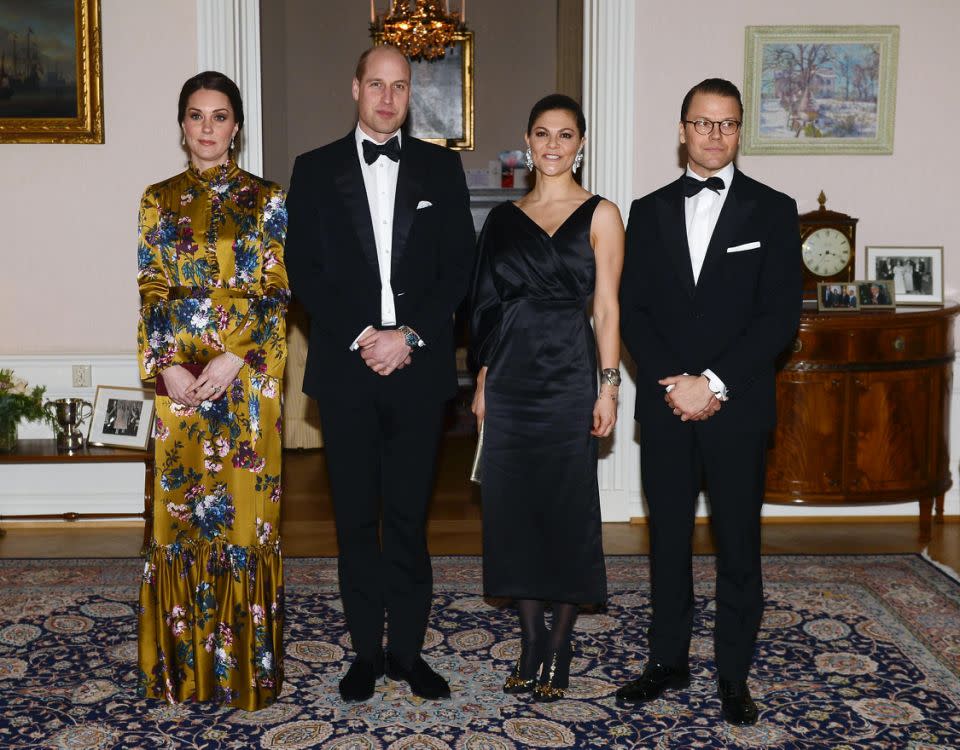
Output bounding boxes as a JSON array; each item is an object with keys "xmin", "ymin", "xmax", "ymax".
[{"xmin": 0, "ymin": 369, "xmax": 51, "ymax": 452}]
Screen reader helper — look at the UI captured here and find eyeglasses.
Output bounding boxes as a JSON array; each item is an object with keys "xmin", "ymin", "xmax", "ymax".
[{"xmin": 683, "ymin": 118, "xmax": 741, "ymax": 136}]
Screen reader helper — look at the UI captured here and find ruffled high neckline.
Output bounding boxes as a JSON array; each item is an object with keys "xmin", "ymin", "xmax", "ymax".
[{"xmin": 188, "ymin": 160, "xmax": 240, "ymax": 185}]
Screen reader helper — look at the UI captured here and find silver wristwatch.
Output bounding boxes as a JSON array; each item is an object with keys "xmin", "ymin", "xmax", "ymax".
[
  {"xmin": 600, "ymin": 368, "xmax": 621, "ymax": 386},
  {"xmin": 398, "ymin": 325, "xmax": 422, "ymax": 350}
]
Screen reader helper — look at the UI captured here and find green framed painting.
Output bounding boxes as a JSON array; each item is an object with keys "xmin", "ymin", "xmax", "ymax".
[{"xmin": 742, "ymin": 25, "xmax": 899, "ymax": 155}]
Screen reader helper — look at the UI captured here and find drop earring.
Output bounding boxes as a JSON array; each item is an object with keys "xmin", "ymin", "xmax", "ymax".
[
  {"xmin": 524, "ymin": 147, "xmax": 533, "ymax": 172},
  {"xmin": 181, "ymin": 133, "xmax": 185, "ymax": 147},
  {"xmin": 573, "ymin": 148, "xmax": 584, "ymax": 172},
  {"xmin": 230, "ymin": 136, "xmax": 235, "ymax": 151}
]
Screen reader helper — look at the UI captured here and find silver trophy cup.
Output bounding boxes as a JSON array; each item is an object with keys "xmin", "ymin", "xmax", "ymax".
[{"xmin": 45, "ymin": 398, "xmax": 93, "ymax": 453}]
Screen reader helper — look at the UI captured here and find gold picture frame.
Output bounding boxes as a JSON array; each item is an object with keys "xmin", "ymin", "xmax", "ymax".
[
  {"xmin": 0, "ymin": 0, "xmax": 104, "ymax": 144},
  {"xmin": 373, "ymin": 31, "xmax": 474, "ymax": 150},
  {"xmin": 817, "ymin": 282, "xmax": 860, "ymax": 312}
]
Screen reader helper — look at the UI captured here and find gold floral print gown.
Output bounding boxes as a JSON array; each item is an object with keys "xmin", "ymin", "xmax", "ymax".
[{"xmin": 136, "ymin": 161, "xmax": 289, "ymax": 710}]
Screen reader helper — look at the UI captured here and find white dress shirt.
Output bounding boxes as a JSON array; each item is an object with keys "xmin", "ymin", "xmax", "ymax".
[
  {"xmin": 682, "ymin": 161, "xmax": 735, "ymax": 400},
  {"xmin": 684, "ymin": 161, "xmax": 735, "ymax": 284},
  {"xmin": 355, "ymin": 124, "xmax": 401, "ymax": 327}
]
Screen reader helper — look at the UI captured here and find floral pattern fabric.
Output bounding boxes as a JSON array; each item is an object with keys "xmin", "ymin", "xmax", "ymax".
[{"xmin": 136, "ymin": 161, "xmax": 289, "ymax": 711}]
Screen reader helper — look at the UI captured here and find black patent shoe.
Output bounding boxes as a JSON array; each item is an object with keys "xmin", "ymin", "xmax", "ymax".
[
  {"xmin": 615, "ymin": 660, "xmax": 690, "ymax": 707},
  {"xmin": 338, "ymin": 654, "xmax": 385, "ymax": 702},
  {"xmin": 719, "ymin": 679, "xmax": 759, "ymax": 725},
  {"xmin": 385, "ymin": 653, "xmax": 451, "ymax": 700},
  {"xmin": 533, "ymin": 647, "xmax": 571, "ymax": 702}
]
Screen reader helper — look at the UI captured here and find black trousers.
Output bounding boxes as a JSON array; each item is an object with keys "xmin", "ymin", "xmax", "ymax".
[
  {"xmin": 319, "ymin": 385, "xmax": 446, "ymax": 665},
  {"xmin": 640, "ymin": 418, "xmax": 769, "ymax": 682}
]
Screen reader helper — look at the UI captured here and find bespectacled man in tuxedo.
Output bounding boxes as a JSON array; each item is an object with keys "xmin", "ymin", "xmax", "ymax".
[
  {"xmin": 284, "ymin": 45, "xmax": 476, "ymax": 703},
  {"xmin": 617, "ymin": 78, "xmax": 801, "ymax": 725}
]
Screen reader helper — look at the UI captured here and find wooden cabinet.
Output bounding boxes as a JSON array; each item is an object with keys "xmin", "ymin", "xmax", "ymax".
[{"xmin": 765, "ymin": 303, "xmax": 958, "ymax": 540}]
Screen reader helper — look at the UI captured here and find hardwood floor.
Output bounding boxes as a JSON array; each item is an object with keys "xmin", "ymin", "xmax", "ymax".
[{"xmin": 2, "ymin": 437, "xmax": 958, "ymax": 574}]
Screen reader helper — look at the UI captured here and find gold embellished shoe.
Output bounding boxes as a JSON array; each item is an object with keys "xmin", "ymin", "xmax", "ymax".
[
  {"xmin": 502, "ymin": 658, "xmax": 538, "ymax": 694},
  {"xmin": 533, "ymin": 648, "xmax": 570, "ymax": 703}
]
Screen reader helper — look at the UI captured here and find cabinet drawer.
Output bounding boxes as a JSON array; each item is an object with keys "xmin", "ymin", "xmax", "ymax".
[
  {"xmin": 849, "ymin": 327, "xmax": 938, "ymax": 363},
  {"xmin": 789, "ymin": 329, "xmax": 849, "ymax": 363}
]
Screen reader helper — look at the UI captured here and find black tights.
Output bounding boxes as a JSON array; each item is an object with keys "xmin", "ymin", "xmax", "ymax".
[{"xmin": 515, "ymin": 599, "xmax": 578, "ymax": 676}]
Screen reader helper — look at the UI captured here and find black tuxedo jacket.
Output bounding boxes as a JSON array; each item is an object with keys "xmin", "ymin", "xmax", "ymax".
[
  {"xmin": 285, "ymin": 132, "xmax": 476, "ymax": 404},
  {"xmin": 620, "ymin": 168, "xmax": 802, "ymax": 433}
]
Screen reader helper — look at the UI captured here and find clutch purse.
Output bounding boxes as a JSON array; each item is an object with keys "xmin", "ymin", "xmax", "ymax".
[
  {"xmin": 154, "ymin": 363, "xmax": 205, "ymax": 397},
  {"xmin": 470, "ymin": 422, "xmax": 484, "ymax": 484}
]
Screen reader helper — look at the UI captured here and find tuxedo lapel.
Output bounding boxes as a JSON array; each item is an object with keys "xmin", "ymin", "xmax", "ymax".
[
  {"xmin": 696, "ymin": 170, "xmax": 756, "ymax": 291},
  {"xmin": 390, "ymin": 138, "xmax": 424, "ymax": 274},
  {"xmin": 656, "ymin": 178, "xmax": 696, "ymax": 297},
  {"xmin": 333, "ymin": 134, "xmax": 380, "ymax": 276}
]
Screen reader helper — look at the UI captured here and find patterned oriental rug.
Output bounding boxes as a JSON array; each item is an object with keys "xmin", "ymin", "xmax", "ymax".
[{"xmin": 1, "ymin": 555, "xmax": 959, "ymax": 750}]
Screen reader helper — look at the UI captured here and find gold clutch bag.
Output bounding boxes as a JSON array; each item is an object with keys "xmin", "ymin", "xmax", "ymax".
[{"xmin": 470, "ymin": 422, "xmax": 484, "ymax": 484}]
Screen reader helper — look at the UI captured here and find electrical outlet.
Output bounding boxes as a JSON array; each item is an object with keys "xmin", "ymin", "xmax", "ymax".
[{"xmin": 72, "ymin": 365, "xmax": 92, "ymax": 389}]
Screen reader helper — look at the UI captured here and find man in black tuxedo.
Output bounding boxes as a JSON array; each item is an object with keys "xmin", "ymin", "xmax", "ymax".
[
  {"xmin": 284, "ymin": 45, "xmax": 475, "ymax": 702},
  {"xmin": 617, "ymin": 79, "xmax": 801, "ymax": 725}
]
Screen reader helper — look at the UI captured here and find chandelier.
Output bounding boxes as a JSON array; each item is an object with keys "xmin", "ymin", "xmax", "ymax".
[{"xmin": 370, "ymin": 0, "xmax": 467, "ymax": 61}]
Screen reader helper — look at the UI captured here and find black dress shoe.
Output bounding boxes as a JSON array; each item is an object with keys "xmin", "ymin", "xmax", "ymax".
[
  {"xmin": 385, "ymin": 654, "xmax": 451, "ymax": 700},
  {"xmin": 718, "ymin": 679, "xmax": 758, "ymax": 725},
  {"xmin": 338, "ymin": 655, "xmax": 385, "ymax": 702},
  {"xmin": 615, "ymin": 660, "xmax": 691, "ymax": 707}
]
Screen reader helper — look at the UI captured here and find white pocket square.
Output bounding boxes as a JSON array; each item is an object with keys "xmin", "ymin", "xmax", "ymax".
[
  {"xmin": 416, "ymin": 200, "xmax": 433, "ymax": 209},
  {"xmin": 727, "ymin": 241, "xmax": 761, "ymax": 253}
]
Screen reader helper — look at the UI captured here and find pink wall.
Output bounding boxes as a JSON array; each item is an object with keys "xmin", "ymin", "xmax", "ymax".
[
  {"xmin": 0, "ymin": 0, "xmax": 197, "ymax": 354},
  {"xmin": 633, "ymin": 1, "xmax": 957, "ymax": 292}
]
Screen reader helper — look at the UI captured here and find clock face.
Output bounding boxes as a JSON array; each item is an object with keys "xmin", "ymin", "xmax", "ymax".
[{"xmin": 802, "ymin": 227, "xmax": 852, "ymax": 277}]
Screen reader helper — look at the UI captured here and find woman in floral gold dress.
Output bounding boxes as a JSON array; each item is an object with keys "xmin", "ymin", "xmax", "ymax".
[{"xmin": 136, "ymin": 71, "xmax": 289, "ymax": 711}]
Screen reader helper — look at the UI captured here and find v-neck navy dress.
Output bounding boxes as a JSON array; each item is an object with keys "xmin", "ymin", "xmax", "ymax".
[{"xmin": 469, "ymin": 195, "xmax": 607, "ymax": 605}]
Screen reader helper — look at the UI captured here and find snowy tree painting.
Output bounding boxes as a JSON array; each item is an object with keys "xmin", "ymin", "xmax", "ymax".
[
  {"xmin": 742, "ymin": 26, "xmax": 899, "ymax": 155},
  {"xmin": 759, "ymin": 42, "xmax": 880, "ymax": 139}
]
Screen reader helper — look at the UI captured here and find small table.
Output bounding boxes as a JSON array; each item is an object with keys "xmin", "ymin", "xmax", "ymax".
[{"xmin": 0, "ymin": 439, "xmax": 154, "ymax": 552}]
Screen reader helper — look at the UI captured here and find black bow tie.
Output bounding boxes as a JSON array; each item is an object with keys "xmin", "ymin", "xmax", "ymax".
[
  {"xmin": 682, "ymin": 174, "xmax": 725, "ymax": 197},
  {"xmin": 362, "ymin": 136, "xmax": 401, "ymax": 165}
]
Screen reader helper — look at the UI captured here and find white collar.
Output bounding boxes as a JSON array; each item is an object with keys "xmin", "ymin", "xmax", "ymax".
[
  {"xmin": 684, "ymin": 161, "xmax": 735, "ymax": 190},
  {"xmin": 355, "ymin": 123, "xmax": 402, "ymax": 147}
]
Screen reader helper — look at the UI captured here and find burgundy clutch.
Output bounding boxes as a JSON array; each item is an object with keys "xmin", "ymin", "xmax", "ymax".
[{"xmin": 155, "ymin": 363, "xmax": 205, "ymax": 397}]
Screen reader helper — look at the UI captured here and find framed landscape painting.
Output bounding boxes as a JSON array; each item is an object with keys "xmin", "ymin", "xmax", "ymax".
[
  {"xmin": 742, "ymin": 25, "xmax": 899, "ymax": 155},
  {"xmin": 0, "ymin": 0, "xmax": 103, "ymax": 144}
]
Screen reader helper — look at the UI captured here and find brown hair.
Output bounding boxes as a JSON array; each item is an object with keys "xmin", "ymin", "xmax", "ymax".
[
  {"xmin": 680, "ymin": 78, "xmax": 743, "ymax": 121},
  {"xmin": 177, "ymin": 70, "xmax": 244, "ymax": 130}
]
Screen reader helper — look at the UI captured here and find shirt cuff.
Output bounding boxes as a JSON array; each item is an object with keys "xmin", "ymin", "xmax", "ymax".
[
  {"xmin": 349, "ymin": 325, "xmax": 374, "ymax": 351},
  {"xmin": 702, "ymin": 368, "xmax": 729, "ymax": 401}
]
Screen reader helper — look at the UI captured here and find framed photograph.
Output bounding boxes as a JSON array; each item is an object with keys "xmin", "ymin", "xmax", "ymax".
[
  {"xmin": 855, "ymin": 279, "xmax": 895, "ymax": 309},
  {"xmin": 374, "ymin": 31, "xmax": 474, "ymax": 150},
  {"xmin": 817, "ymin": 282, "xmax": 860, "ymax": 312},
  {"xmin": 88, "ymin": 386, "xmax": 154, "ymax": 450},
  {"xmin": 0, "ymin": 0, "xmax": 103, "ymax": 144},
  {"xmin": 865, "ymin": 246, "xmax": 943, "ymax": 306},
  {"xmin": 742, "ymin": 25, "xmax": 899, "ymax": 155}
]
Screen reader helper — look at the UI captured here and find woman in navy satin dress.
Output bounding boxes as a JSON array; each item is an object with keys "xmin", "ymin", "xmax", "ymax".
[{"xmin": 469, "ymin": 94, "xmax": 624, "ymax": 702}]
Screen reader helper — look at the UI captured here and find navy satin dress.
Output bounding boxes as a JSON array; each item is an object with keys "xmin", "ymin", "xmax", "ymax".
[{"xmin": 469, "ymin": 195, "xmax": 607, "ymax": 604}]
